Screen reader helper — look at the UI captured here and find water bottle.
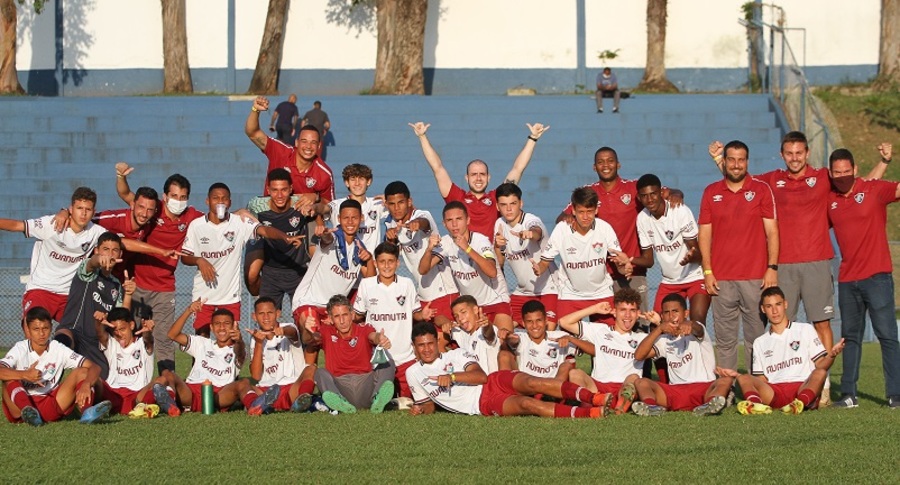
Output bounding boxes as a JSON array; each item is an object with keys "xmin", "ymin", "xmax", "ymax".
[{"xmin": 201, "ymin": 379, "xmax": 215, "ymax": 415}]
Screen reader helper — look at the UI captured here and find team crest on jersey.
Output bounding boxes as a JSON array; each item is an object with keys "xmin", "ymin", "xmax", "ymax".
[
  {"xmin": 178, "ymin": 223, "xmax": 187, "ymax": 232},
  {"xmin": 483, "ymin": 198, "xmax": 492, "ymax": 206},
  {"xmin": 306, "ymin": 178, "xmax": 316, "ymax": 189},
  {"xmin": 744, "ymin": 191, "xmax": 756, "ymax": 202},
  {"xmin": 443, "ymin": 363, "xmax": 455, "ymax": 374},
  {"xmin": 132, "ymin": 349, "xmax": 141, "ymax": 360},
  {"xmin": 111, "ymin": 289, "xmax": 120, "ymax": 302},
  {"xmin": 41, "ymin": 362, "xmax": 57, "ymax": 380},
  {"xmin": 396, "ymin": 295, "xmax": 406, "ymax": 306},
  {"xmin": 368, "ymin": 210, "xmax": 378, "ymax": 220},
  {"xmin": 405, "ymin": 229, "xmax": 413, "ymax": 239},
  {"xmin": 331, "ymin": 335, "xmax": 338, "ymax": 343},
  {"xmin": 547, "ymin": 347, "xmax": 558, "ymax": 359},
  {"xmin": 806, "ymin": 177, "xmax": 817, "ymax": 187},
  {"xmin": 789, "ymin": 341, "xmax": 800, "ymax": 351},
  {"xmin": 628, "ymin": 339, "xmax": 638, "ymax": 349},
  {"xmin": 620, "ymin": 194, "xmax": 632, "ymax": 205},
  {"xmin": 592, "ymin": 242, "xmax": 603, "ymax": 253},
  {"xmin": 349, "ymin": 337, "xmax": 358, "ymax": 347},
  {"xmin": 665, "ymin": 230, "xmax": 674, "ymax": 240},
  {"xmin": 81, "ymin": 242, "xmax": 91, "ymax": 252},
  {"xmin": 224, "ymin": 353, "xmax": 234, "ymax": 363},
  {"xmin": 289, "ymin": 216, "xmax": 301, "ymax": 228},
  {"xmin": 712, "ymin": 195, "xmax": 723, "ymax": 202},
  {"xmin": 224, "ymin": 231, "xmax": 235, "ymax": 242},
  {"xmin": 854, "ymin": 193, "xmax": 865, "ymax": 204},
  {"xmin": 97, "ymin": 281, "xmax": 105, "ymax": 291}
]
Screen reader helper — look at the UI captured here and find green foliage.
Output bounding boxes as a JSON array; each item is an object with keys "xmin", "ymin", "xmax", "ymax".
[
  {"xmin": 863, "ymin": 90, "xmax": 900, "ymax": 132},
  {"xmin": 597, "ymin": 49, "xmax": 621, "ymax": 63},
  {"xmin": 741, "ymin": 1, "xmax": 757, "ymax": 20},
  {"xmin": 17, "ymin": 0, "xmax": 46, "ymax": 14}
]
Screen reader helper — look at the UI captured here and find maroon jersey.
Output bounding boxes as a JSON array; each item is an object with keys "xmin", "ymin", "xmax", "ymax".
[
  {"xmin": 757, "ymin": 166, "xmax": 833, "ymax": 264},
  {"xmin": 134, "ymin": 205, "xmax": 204, "ymax": 292},
  {"xmin": 444, "ymin": 183, "xmax": 499, "ymax": 241},
  {"xmin": 94, "ymin": 208, "xmax": 149, "ymax": 280},
  {"xmin": 320, "ymin": 323, "xmax": 376, "ymax": 377},
  {"xmin": 263, "ymin": 139, "xmax": 335, "ymax": 201}
]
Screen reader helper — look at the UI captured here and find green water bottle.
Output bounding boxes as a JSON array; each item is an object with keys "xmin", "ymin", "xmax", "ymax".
[{"xmin": 201, "ymin": 379, "xmax": 215, "ymax": 415}]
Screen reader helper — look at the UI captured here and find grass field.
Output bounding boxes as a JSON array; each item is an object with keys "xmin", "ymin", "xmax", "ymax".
[{"xmin": 1, "ymin": 343, "xmax": 897, "ymax": 483}]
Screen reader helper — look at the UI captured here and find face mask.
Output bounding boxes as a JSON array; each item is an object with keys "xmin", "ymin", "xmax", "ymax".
[
  {"xmin": 166, "ymin": 197, "xmax": 188, "ymax": 215},
  {"xmin": 830, "ymin": 174, "xmax": 855, "ymax": 194}
]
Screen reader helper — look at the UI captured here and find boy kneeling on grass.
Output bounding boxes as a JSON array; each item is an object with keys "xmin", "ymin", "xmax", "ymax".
[
  {"xmin": 1, "ymin": 307, "xmax": 112, "ymax": 426},
  {"xmin": 718, "ymin": 287, "xmax": 846, "ymax": 415},
  {"xmin": 152, "ymin": 298, "xmax": 280, "ymax": 416}
]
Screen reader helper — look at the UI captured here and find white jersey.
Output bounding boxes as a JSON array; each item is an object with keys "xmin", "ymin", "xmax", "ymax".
[
  {"xmin": 494, "ymin": 213, "xmax": 558, "ymax": 296},
  {"xmin": 292, "ymin": 237, "xmax": 365, "ymax": 310},
  {"xmin": 751, "ymin": 322, "xmax": 826, "ymax": 384},
  {"xmin": 386, "ymin": 209, "xmax": 458, "ymax": 301},
  {"xmin": 182, "ymin": 214, "xmax": 259, "ymax": 305},
  {"xmin": 636, "ymin": 202, "xmax": 704, "ymax": 284},
  {"xmin": 352, "ymin": 275, "xmax": 420, "ymax": 365},
  {"xmin": 103, "ymin": 338, "xmax": 154, "ymax": 391},
  {"xmin": 182, "ymin": 335, "xmax": 240, "ymax": 387},
  {"xmin": 579, "ymin": 322, "xmax": 645, "ymax": 383},
  {"xmin": 514, "ymin": 329, "xmax": 576, "ymax": 378},
  {"xmin": 542, "ymin": 219, "xmax": 620, "ymax": 300},
  {"xmin": 24, "ymin": 216, "xmax": 106, "ymax": 294},
  {"xmin": 450, "ymin": 326, "xmax": 501, "ymax": 374},
  {"xmin": 248, "ymin": 323, "xmax": 304, "ymax": 387},
  {"xmin": 406, "ymin": 349, "xmax": 483, "ymax": 415},
  {"xmin": 328, "ymin": 196, "xmax": 387, "ymax": 252},
  {"xmin": 0, "ymin": 340, "xmax": 85, "ymax": 396},
  {"xmin": 434, "ymin": 232, "xmax": 509, "ymax": 306},
  {"xmin": 652, "ymin": 324, "xmax": 716, "ymax": 384}
]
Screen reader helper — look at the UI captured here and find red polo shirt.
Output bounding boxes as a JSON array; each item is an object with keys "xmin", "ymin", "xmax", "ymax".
[
  {"xmin": 444, "ymin": 183, "xmax": 499, "ymax": 241},
  {"xmin": 94, "ymin": 207, "xmax": 150, "ymax": 281},
  {"xmin": 757, "ymin": 165, "xmax": 833, "ymax": 264},
  {"xmin": 133, "ymin": 205, "xmax": 204, "ymax": 292},
  {"xmin": 698, "ymin": 177, "xmax": 776, "ymax": 281},
  {"xmin": 320, "ymin": 323, "xmax": 376, "ymax": 377},
  {"xmin": 263, "ymin": 138, "xmax": 335, "ymax": 201},
  {"xmin": 827, "ymin": 178, "xmax": 899, "ymax": 282}
]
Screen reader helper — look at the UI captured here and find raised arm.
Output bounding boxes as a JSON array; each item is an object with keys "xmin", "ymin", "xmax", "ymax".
[
  {"xmin": 557, "ymin": 301, "xmax": 612, "ymax": 335},
  {"xmin": 409, "ymin": 122, "xmax": 453, "ymax": 198},
  {"xmin": 167, "ymin": 298, "xmax": 204, "ymax": 346},
  {"xmin": 504, "ymin": 123, "xmax": 550, "ymax": 184},
  {"xmin": 865, "ymin": 142, "xmax": 892, "ymax": 180},
  {"xmin": 245, "ymin": 96, "xmax": 271, "ymax": 151},
  {"xmin": 115, "ymin": 162, "xmax": 136, "ymax": 204},
  {"xmin": 0, "ymin": 218, "xmax": 25, "ymax": 233}
]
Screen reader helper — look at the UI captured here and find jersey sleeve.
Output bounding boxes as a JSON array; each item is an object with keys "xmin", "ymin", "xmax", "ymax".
[
  {"xmin": 239, "ymin": 216, "xmax": 261, "ymax": 244},
  {"xmin": 352, "ymin": 281, "xmax": 369, "ymax": 315},
  {"xmin": 180, "ymin": 220, "xmax": 201, "ymax": 256},
  {"xmin": 181, "ymin": 335, "xmax": 206, "ymax": 359},
  {"xmin": 636, "ymin": 214, "xmax": 652, "ymax": 249},
  {"xmin": 651, "ymin": 336, "xmax": 665, "ymax": 360},
  {"xmin": 876, "ymin": 179, "xmax": 900, "ymax": 204},
  {"xmin": 406, "ymin": 365, "xmax": 431, "ymax": 405},
  {"xmin": 698, "ymin": 187, "xmax": 712, "ymax": 225},
  {"xmin": 750, "ymin": 341, "xmax": 764, "ymax": 375},
  {"xmin": 578, "ymin": 321, "xmax": 600, "ymax": 341},
  {"xmin": 679, "ymin": 206, "xmax": 699, "ymax": 239},
  {"xmin": 61, "ymin": 345, "xmax": 86, "ymax": 370},
  {"xmin": 0, "ymin": 342, "xmax": 25, "ymax": 369},
  {"xmin": 806, "ymin": 325, "xmax": 827, "ymax": 362},
  {"xmin": 76, "ymin": 258, "xmax": 99, "ymax": 283},
  {"xmin": 603, "ymin": 222, "xmax": 622, "ymax": 253},
  {"xmin": 475, "ymin": 237, "xmax": 495, "ymax": 260},
  {"xmin": 24, "ymin": 215, "xmax": 56, "ymax": 240},
  {"xmin": 541, "ymin": 224, "xmax": 562, "ymax": 261},
  {"xmin": 246, "ymin": 196, "xmax": 271, "ymax": 217},
  {"xmin": 443, "ymin": 183, "xmax": 466, "ymax": 203},
  {"xmin": 758, "ymin": 180, "xmax": 776, "ymax": 220}
]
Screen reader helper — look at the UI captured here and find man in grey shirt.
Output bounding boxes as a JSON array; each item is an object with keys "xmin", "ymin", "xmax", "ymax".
[
  {"xmin": 302, "ymin": 100, "xmax": 331, "ymax": 160},
  {"xmin": 596, "ymin": 67, "xmax": 621, "ymax": 113}
]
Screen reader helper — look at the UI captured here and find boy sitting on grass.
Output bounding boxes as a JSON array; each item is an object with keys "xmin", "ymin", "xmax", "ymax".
[{"xmin": 1, "ymin": 307, "xmax": 111, "ymax": 426}]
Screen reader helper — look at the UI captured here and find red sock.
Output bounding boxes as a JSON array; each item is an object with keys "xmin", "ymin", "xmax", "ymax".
[
  {"xmin": 798, "ymin": 389, "xmax": 817, "ymax": 408},
  {"xmin": 744, "ymin": 391, "xmax": 762, "ymax": 403},
  {"xmin": 6, "ymin": 381, "xmax": 34, "ymax": 410},
  {"xmin": 554, "ymin": 403, "xmax": 592, "ymax": 418},
  {"xmin": 298, "ymin": 379, "xmax": 315, "ymax": 395},
  {"xmin": 643, "ymin": 398, "xmax": 658, "ymax": 406},
  {"xmin": 241, "ymin": 391, "xmax": 258, "ymax": 409},
  {"xmin": 560, "ymin": 381, "xmax": 592, "ymax": 403},
  {"xmin": 75, "ymin": 380, "xmax": 94, "ymax": 407}
]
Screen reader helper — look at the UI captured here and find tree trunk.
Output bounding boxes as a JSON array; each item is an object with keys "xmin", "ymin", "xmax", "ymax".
[
  {"xmin": 637, "ymin": 0, "xmax": 678, "ymax": 93},
  {"xmin": 0, "ymin": 0, "xmax": 23, "ymax": 94},
  {"xmin": 874, "ymin": 0, "xmax": 899, "ymax": 90},
  {"xmin": 371, "ymin": 0, "xmax": 427, "ymax": 95},
  {"xmin": 161, "ymin": 0, "xmax": 192, "ymax": 93},
  {"xmin": 247, "ymin": 0, "xmax": 290, "ymax": 94}
]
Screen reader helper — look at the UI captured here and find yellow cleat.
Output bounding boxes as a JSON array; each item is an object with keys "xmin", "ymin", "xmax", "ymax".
[
  {"xmin": 781, "ymin": 399, "xmax": 804, "ymax": 415},
  {"xmin": 737, "ymin": 400, "xmax": 773, "ymax": 415},
  {"xmin": 128, "ymin": 403, "xmax": 161, "ymax": 419}
]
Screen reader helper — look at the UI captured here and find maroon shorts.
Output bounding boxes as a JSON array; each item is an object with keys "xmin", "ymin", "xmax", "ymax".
[
  {"xmin": 510, "ymin": 293, "xmax": 559, "ymax": 325},
  {"xmin": 482, "ymin": 302, "xmax": 513, "ymax": 324},
  {"xmin": 395, "ymin": 359, "xmax": 416, "ymax": 399},
  {"xmin": 768, "ymin": 381, "xmax": 812, "ymax": 409},
  {"xmin": 194, "ymin": 302, "xmax": 242, "ymax": 331},
  {"xmin": 2, "ymin": 387, "xmax": 71, "ymax": 423},
  {"xmin": 658, "ymin": 381, "xmax": 711, "ymax": 411},
  {"xmin": 421, "ymin": 293, "xmax": 459, "ymax": 321},
  {"xmin": 258, "ymin": 385, "xmax": 292, "ymax": 411},
  {"xmin": 591, "ymin": 380, "xmax": 623, "ymax": 395},
  {"xmin": 101, "ymin": 381, "xmax": 157, "ymax": 415},
  {"xmin": 187, "ymin": 383, "xmax": 226, "ymax": 413},
  {"xmin": 22, "ymin": 290, "xmax": 68, "ymax": 323},
  {"xmin": 654, "ymin": 280, "xmax": 706, "ymax": 312},
  {"xmin": 292, "ymin": 305, "xmax": 329, "ymax": 329},
  {"xmin": 557, "ymin": 297, "xmax": 614, "ymax": 325},
  {"xmin": 478, "ymin": 370, "xmax": 520, "ymax": 416}
]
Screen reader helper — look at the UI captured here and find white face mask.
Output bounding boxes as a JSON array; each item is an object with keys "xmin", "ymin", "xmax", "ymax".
[{"xmin": 166, "ymin": 197, "xmax": 188, "ymax": 215}]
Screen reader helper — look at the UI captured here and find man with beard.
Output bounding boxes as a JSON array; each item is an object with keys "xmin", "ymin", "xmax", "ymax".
[
  {"xmin": 698, "ymin": 140, "xmax": 778, "ymax": 371},
  {"xmin": 826, "ymin": 146, "xmax": 900, "ymax": 409}
]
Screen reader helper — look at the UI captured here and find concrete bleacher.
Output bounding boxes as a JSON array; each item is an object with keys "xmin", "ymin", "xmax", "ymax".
[{"xmin": 0, "ymin": 93, "xmax": 786, "ymax": 345}]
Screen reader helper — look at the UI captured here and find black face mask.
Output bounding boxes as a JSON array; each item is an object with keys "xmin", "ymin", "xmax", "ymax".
[{"xmin": 831, "ymin": 174, "xmax": 855, "ymax": 194}]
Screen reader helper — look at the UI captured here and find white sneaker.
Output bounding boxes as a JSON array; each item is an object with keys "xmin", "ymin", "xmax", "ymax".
[{"xmin": 392, "ymin": 397, "xmax": 414, "ymax": 410}]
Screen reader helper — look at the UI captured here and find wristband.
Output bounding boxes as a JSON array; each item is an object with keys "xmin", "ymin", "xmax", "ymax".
[
  {"xmin": 465, "ymin": 246, "xmax": 473, "ymax": 254},
  {"xmin": 883, "ymin": 158, "xmax": 892, "ymax": 164},
  {"xmin": 450, "ymin": 373, "xmax": 456, "ymax": 383},
  {"xmin": 251, "ymin": 107, "xmax": 259, "ymax": 113},
  {"xmin": 703, "ymin": 269, "xmax": 713, "ymax": 276},
  {"xmin": 528, "ymin": 135, "xmax": 539, "ymax": 142}
]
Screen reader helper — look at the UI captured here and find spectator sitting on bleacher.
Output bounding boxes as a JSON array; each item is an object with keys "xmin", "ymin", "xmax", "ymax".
[{"xmin": 596, "ymin": 67, "xmax": 621, "ymax": 114}]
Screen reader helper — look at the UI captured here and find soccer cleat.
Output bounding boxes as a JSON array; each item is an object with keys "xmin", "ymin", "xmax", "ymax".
[
  {"xmin": 322, "ymin": 391, "xmax": 357, "ymax": 414},
  {"xmin": 370, "ymin": 381, "xmax": 394, "ymax": 414},
  {"xmin": 290, "ymin": 393, "xmax": 313, "ymax": 413},
  {"xmin": 392, "ymin": 397, "xmax": 414, "ymax": 410},
  {"xmin": 128, "ymin": 403, "xmax": 161, "ymax": 419},
  {"xmin": 724, "ymin": 390, "xmax": 736, "ymax": 408},
  {"xmin": 692, "ymin": 395, "xmax": 726, "ymax": 416},
  {"xmin": 781, "ymin": 398, "xmax": 804, "ymax": 415},
  {"xmin": 591, "ymin": 392, "xmax": 614, "ymax": 408},
  {"xmin": 21, "ymin": 406, "xmax": 43, "ymax": 427},
  {"xmin": 247, "ymin": 384, "xmax": 281, "ymax": 416},
  {"xmin": 80, "ymin": 400, "xmax": 112, "ymax": 424},
  {"xmin": 736, "ymin": 400, "xmax": 772, "ymax": 415},
  {"xmin": 632, "ymin": 401, "xmax": 666, "ymax": 417},
  {"xmin": 310, "ymin": 396, "xmax": 336, "ymax": 414},
  {"xmin": 832, "ymin": 394, "xmax": 859, "ymax": 409},
  {"xmin": 153, "ymin": 383, "xmax": 181, "ymax": 417},
  {"xmin": 614, "ymin": 383, "xmax": 636, "ymax": 415},
  {"xmin": 589, "ymin": 405, "xmax": 608, "ymax": 418}
]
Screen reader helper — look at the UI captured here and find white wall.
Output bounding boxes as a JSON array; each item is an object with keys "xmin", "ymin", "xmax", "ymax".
[{"xmin": 16, "ymin": 0, "xmax": 881, "ymax": 71}]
